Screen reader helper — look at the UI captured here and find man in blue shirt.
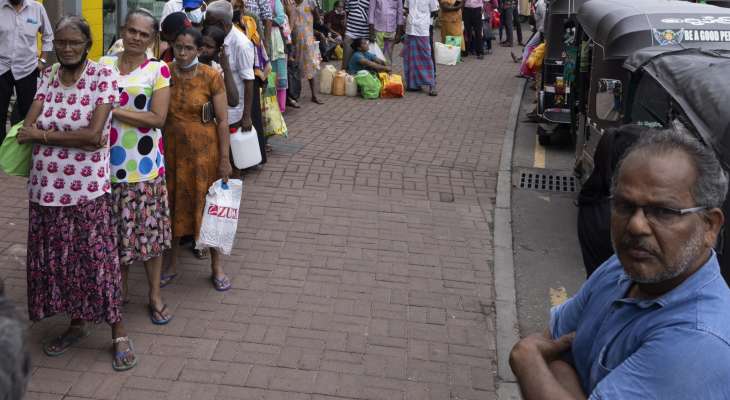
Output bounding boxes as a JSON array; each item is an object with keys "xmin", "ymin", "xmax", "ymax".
[{"xmin": 510, "ymin": 125, "xmax": 730, "ymax": 399}]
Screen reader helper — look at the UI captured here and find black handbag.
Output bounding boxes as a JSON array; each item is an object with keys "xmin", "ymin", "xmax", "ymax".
[{"xmin": 287, "ymin": 60, "xmax": 302, "ymax": 100}]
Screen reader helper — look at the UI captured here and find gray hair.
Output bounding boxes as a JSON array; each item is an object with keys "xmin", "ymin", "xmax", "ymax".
[
  {"xmin": 206, "ymin": 0, "xmax": 234, "ymax": 23},
  {"xmin": 55, "ymin": 15, "xmax": 93, "ymax": 48},
  {"xmin": 125, "ymin": 8, "xmax": 160, "ymax": 32},
  {"xmin": 612, "ymin": 123, "xmax": 729, "ymax": 209}
]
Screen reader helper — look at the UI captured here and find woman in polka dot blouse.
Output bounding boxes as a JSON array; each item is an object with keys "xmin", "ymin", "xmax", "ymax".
[{"xmin": 99, "ymin": 9, "xmax": 173, "ymax": 325}]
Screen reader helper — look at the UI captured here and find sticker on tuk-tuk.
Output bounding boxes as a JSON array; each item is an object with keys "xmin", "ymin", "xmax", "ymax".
[
  {"xmin": 652, "ymin": 29, "xmax": 685, "ymax": 46},
  {"xmin": 661, "ymin": 16, "xmax": 730, "ymax": 26},
  {"xmin": 683, "ymin": 29, "xmax": 730, "ymax": 42}
]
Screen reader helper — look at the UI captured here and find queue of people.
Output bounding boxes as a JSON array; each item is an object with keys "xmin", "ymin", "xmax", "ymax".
[
  {"xmin": 1, "ymin": 0, "xmax": 340, "ymax": 372},
  {"xmin": 1, "ymin": 0, "xmax": 529, "ymax": 375}
]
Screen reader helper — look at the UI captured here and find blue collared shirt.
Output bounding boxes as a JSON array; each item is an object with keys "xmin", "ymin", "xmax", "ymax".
[{"xmin": 551, "ymin": 252, "xmax": 730, "ymax": 399}]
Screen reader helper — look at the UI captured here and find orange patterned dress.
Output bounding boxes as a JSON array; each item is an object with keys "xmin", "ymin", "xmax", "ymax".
[{"xmin": 163, "ymin": 62, "xmax": 226, "ymax": 238}]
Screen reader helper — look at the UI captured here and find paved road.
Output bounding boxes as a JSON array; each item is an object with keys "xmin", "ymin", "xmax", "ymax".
[
  {"xmin": 0, "ymin": 40, "xmax": 522, "ymax": 400},
  {"xmin": 510, "ymin": 82, "xmax": 586, "ymax": 336}
]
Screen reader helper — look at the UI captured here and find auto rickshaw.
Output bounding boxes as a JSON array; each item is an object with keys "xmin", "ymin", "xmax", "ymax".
[
  {"xmin": 534, "ymin": 0, "xmax": 587, "ymax": 145},
  {"xmin": 593, "ymin": 47, "xmax": 730, "ymax": 281},
  {"xmin": 571, "ymin": 0, "xmax": 730, "ymax": 180}
]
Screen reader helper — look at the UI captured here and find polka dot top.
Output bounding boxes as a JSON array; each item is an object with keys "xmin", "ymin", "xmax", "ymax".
[{"xmin": 99, "ymin": 56, "xmax": 171, "ymax": 183}]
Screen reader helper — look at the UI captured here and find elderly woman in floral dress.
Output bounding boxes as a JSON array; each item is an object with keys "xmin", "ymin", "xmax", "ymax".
[{"xmin": 17, "ymin": 15, "xmax": 136, "ymax": 371}]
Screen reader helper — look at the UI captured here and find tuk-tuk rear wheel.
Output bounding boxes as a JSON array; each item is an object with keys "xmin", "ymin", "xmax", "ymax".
[{"xmin": 538, "ymin": 134, "xmax": 551, "ymax": 146}]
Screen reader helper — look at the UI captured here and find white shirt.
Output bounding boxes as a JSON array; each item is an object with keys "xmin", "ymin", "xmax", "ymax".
[
  {"xmin": 0, "ymin": 0, "xmax": 53, "ymax": 79},
  {"xmin": 535, "ymin": 0, "xmax": 546, "ymax": 34},
  {"xmin": 404, "ymin": 0, "xmax": 438, "ymax": 37},
  {"xmin": 224, "ymin": 27, "xmax": 255, "ymax": 125},
  {"xmin": 160, "ymin": 0, "xmax": 183, "ymax": 25}
]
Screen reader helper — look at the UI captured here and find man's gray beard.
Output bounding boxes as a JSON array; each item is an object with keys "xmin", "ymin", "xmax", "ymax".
[{"xmin": 613, "ymin": 228, "xmax": 704, "ymax": 284}]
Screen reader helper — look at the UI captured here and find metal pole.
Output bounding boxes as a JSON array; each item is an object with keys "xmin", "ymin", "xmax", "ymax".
[{"xmin": 118, "ymin": 0, "xmax": 128, "ymax": 34}]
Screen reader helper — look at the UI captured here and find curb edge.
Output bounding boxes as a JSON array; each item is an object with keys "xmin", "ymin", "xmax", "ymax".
[{"xmin": 494, "ymin": 78, "xmax": 527, "ymax": 400}]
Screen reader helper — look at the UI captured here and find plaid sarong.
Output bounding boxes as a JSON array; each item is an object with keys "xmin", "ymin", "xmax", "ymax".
[{"xmin": 403, "ymin": 35, "xmax": 435, "ymax": 89}]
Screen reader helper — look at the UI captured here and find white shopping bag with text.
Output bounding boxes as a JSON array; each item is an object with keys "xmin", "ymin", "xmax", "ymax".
[{"xmin": 196, "ymin": 179, "xmax": 243, "ymax": 255}]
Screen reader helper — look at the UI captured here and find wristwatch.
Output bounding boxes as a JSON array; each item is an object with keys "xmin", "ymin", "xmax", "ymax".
[{"xmin": 38, "ymin": 57, "xmax": 47, "ymax": 65}]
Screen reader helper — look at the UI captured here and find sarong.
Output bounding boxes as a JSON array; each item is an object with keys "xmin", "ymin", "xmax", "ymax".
[{"xmin": 403, "ymin": 34, "xmax": 436, "ymax": 89}]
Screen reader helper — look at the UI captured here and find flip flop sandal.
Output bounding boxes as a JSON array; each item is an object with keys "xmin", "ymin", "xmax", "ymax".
[
  {"xmin": 112, "ymin": 336, "xmax": 137, "ymax": 372},
  {"xmin": 43, "ymin": 326, "xmax": 91, "ymax": 357},
  {"xmin": 159, "ymin": 272, "xmax": 178, "ymax": 288},
  {"xmin": 148, "ymin": 304, "xmax": 173, "ymax": 325},
  {"xmin": 211, "ymin": 275, "xmax": 232, "ymax": 292}
]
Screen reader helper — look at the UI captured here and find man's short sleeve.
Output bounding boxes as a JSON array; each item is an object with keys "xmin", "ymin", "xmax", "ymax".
[
  {"xmin": 39, "ymin": 4, "xmax": 54, "ymax": 52},
  {"xmin": 230, "ymin": 33, "xmax": 256, "ymax": 81},
  {"xmin": 430, "ymin": 0, "xmax": 439, "ymax": 13},
  {"xmin": 590, "ymin": 329, "xmax": 730, "ymax": 400}
]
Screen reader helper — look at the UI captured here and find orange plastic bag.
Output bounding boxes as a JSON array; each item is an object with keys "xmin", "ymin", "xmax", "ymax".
[{"xmin": 378, "ymin": 72, "xmax": 404, "ymax": 98}]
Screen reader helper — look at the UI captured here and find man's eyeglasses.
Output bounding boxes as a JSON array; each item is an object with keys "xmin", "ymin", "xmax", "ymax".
[
  {"xmin": 610, "ymin": 196, "xmax": 707, "ymax": 225},
  {"xmin": 53, "ymin": 40, "xmax": 88, "ymax": 50}
]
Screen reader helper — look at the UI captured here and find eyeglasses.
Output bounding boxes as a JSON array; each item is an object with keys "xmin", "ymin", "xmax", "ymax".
[
  {"xmin": 53, "ymin": 40, "xmax": 88, "ymax": 49},
  {"xmin": 610, "ymin": 196, "xmax": 707, "ymax": 226}
]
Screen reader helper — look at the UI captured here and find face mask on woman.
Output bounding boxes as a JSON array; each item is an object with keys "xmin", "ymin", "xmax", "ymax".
[{"xmin": 181, "ymin": 56, "xmax": 200, "ymax": 70}]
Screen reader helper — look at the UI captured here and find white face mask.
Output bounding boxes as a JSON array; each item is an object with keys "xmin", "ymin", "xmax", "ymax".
[{"xmin": 186, "ymin": 7, "xmax": 205, "ymax": 24}]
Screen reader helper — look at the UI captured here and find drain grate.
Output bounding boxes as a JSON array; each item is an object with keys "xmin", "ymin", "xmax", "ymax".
[{"xmin": 519, "ymin": 172, "xmax": 576, "ymax": 192}]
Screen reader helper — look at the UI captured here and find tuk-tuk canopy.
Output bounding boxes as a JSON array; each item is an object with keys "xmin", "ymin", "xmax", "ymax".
[
  {"xmin": 624, "ymin": 47, "xmax": 730, "ymax": 168},
  {"xmin": 548, "ymin": 0, "xmax": 587, "ymax": 15},
  {"xmin": 578, "ymin": 0, "xmax": 730, "ymax": 59}
]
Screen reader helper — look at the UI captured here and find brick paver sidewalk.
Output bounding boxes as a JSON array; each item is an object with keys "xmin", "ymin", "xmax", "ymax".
[{"xmin": 1, "ymin": 42, "xmax": 520, "ymax": 400}]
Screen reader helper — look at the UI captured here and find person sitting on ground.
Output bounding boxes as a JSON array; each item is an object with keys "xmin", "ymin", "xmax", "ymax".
[
  {"xmin": 510, "ymin": 124, "xmax": 730, "ymax": 399},
  {"xmin": 324, "ymin": 1, "xmax": 346, "ymax": 42},
  {"xmin": 314, "ymin": 15, "xmax": 343, "ymax": 61},
  {"xmin": 347, "ymin": 38, "xmax": 390, "ymax": 75}
]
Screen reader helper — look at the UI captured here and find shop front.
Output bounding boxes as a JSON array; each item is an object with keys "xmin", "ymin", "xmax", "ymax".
[{"xmin": 43, "ymin": 0, "xmax": 168, "ymax": 60}]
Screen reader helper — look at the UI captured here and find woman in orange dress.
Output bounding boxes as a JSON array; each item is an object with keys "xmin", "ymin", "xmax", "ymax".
[{"xmin": 162, "ymin": 28, "xmax": 234, "ymax": 291}]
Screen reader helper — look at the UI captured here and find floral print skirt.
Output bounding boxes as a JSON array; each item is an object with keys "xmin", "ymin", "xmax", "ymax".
[
  {"xmin": 111, "ymin": 175, "xmax": 172, "ymax": 266},
  {"xmin": 27, "ymin": 194, "xmax": 123, "ymax": 324}
]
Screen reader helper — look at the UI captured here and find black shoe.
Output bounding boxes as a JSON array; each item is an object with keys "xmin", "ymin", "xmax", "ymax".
[{"xmin": 477, "ymin": 54, "xmax": 484, "ymax": 60}]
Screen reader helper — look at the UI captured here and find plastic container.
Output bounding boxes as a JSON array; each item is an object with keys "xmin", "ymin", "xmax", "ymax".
[
  {"xmin": 230, "ymin": 126, "xmax": 262, "ymax": 169},
  {"xmin": 345, "ymin": 73, "xmax": 358, "ymax": 97},
  {"xmin": 319, "ymin": 64, "xmax": 337, "ymax": 94},
  {"xmin": 332, "ymin": 71, "xmax": 346, "ymax": 96}
]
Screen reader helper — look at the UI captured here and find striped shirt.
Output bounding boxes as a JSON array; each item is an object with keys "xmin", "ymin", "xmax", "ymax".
[{"xmin": 345, "ymin": 0, "xmax": 370, "ymax": 39}]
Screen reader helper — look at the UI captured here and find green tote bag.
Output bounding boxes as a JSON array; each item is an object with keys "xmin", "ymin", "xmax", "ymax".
[{"xmin": 0, "ymin": 122, "xmax": 31, "ymax": 177}]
